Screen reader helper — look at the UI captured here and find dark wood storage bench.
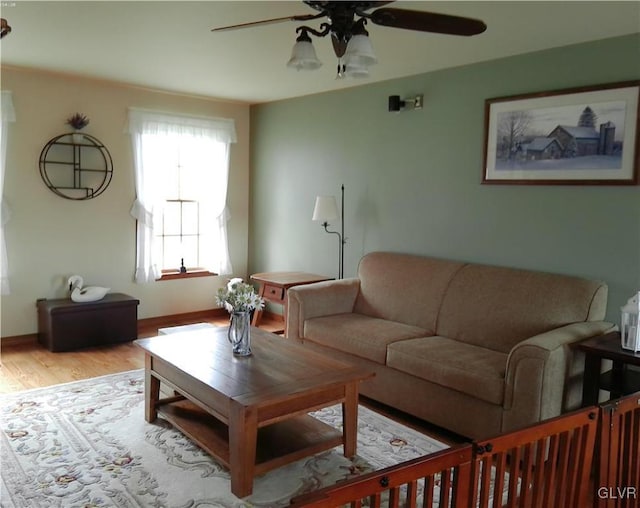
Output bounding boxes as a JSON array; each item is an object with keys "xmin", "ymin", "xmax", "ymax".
[{"xmin": 37, "ymin": 293, "xmax": 139, "ymax": 352}]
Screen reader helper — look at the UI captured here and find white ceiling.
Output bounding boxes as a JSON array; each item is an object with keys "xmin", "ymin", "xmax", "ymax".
[{"xmin": 2, "ymin": 1, "xmax": 639, "ymax": 104}]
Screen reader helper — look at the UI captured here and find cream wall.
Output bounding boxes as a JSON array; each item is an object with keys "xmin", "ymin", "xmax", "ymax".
[{"xmin": 1, "ymin": 66, "xmax": 250, "ymax": 338}]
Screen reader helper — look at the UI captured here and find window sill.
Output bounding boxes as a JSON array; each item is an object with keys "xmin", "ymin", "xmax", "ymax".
[{"xmin": 157, "ymin": 270, "xmax": 217, "ymax": 281}]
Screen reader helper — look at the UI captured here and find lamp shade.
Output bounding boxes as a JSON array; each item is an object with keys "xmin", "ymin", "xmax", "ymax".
[
  {"xmin": 287, "ymin": 40, "xmax": 322, "ymax": 71},
  {"xmin": 344, "ymin": 61, "xmax": 370, "ymax": 78},
  {"xmin": 344, "ymin": 34, "xmax": 377, "ymax": 68},
  {"xmin": 312, "ymin": 195, "xmax": 339, "ymax": 222}
]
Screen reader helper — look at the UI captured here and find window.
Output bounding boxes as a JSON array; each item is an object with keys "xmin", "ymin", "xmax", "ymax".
[
  {"xmin": 160, "ymin": 199, "xmax": 200, "ymax": 273},
  {"xmin": 1, "ymin": 91, "xmax": 16, "ymax": 295},
  {"xmin": 127, "ymin": 109, "xmax": 236, "ymax": 282}
]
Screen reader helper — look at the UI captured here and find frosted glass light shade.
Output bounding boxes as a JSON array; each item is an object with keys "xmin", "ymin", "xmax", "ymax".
[
  {"xmin": 344, "ymin": 34, "xmax": 377, "ymax": 67},
  {"xmin": 287, "ymin": 40, "xmax": 322, "ymax": 71},
  {"xmin": 344, "ymin": 61, "xmax": 370, "ymax": 78},
  {"xmin": 312, "ymin": 196, "xmax": 339, "ymax": 222}
]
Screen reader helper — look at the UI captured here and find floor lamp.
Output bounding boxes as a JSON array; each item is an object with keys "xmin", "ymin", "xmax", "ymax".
[{"xmin": 312, "ymin": 185, "xmax": 345, "ymax": 279}]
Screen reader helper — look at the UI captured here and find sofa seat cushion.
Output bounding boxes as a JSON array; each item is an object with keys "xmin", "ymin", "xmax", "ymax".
[
  {"xmin": 304, "ymin": 313, "xmax": 428, "ymax": 365},
  {"xmin": 386, "ymin": 336, "xmax": 508, "ymax": 405}
]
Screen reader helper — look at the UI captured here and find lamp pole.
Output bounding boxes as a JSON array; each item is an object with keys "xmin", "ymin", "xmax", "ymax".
[
  {"xmin": 319, "ymin": 185, "xmax": 345, "ymax": 279},
  {"xmin": 340, "ymin": 184, "xmax": 345, "ymax": 279}
]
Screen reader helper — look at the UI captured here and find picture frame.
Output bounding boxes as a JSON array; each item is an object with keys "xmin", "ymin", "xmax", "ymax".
[{"xmin": 482, "ymin": 81, "xmax": 640, "ymax": 185}]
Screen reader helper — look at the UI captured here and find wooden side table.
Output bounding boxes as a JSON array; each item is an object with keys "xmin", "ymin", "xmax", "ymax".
[
  {"xmin": 250, "ymin": 271, "xmax": 332, "ymax": 334},
  {"xmin": 575, "ymin": 331, "xmax": 640, "ymax": 406}
]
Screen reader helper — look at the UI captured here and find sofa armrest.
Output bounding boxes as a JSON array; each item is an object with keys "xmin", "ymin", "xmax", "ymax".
[
  {"xmin": 286, "ymin": 278, "xmax": 360, "ymax": 340},
  {"xmin": 502, "ymin": 320, "xmax": 616, "ymax": 432}
]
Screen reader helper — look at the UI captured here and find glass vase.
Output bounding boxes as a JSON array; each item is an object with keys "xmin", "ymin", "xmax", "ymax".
[{"xmin": 227, "ymin": 311, "xmax": 251, "ymax": 356}]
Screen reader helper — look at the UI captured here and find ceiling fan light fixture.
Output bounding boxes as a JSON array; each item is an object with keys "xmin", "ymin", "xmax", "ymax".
[
  {"xmin": 212, "ymin": 3, "xmax": 486, "ymax": 80},
  {"xmin": 344, "ymin": 61, "xmax": 370, "ymax": 79},
  {"xmin": 287, "ymin": 29, "xmax": 322, "ymax": 71},
  {"xmin": 0, "ymin": 18, "xmax": 11, "ymax": 39},
  {"xmin": 343, "ymin": 34, "xmax": 377, "ymax": 68}
]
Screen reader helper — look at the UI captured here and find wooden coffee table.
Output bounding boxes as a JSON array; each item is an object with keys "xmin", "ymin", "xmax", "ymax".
[{"xmin": 135, "ymin": 326, "xmax": 374, "ymax": 497}]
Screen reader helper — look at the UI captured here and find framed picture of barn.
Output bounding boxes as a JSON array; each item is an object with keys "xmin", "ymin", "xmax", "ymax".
[{"xmin": 482, "ymin": 81, "xmax": 640, "ymax": 185}]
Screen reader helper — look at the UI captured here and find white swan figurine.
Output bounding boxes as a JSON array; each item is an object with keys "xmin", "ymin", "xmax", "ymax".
[{"xmin": 67, "ymin": 275, "xmax": 110, "ymax": 302}]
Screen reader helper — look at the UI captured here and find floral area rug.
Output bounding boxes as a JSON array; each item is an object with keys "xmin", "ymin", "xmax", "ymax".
[{"xmin": 0, "ymin": 370, "xmax": 448, "ymax": 507}]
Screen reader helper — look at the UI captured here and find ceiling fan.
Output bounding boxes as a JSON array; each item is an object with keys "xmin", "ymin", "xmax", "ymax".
[
  {"xmin": 0, "ymin": 18, "xmax": 11, "ymax": 39},
  {"xmin": 211, "ymin": 1, "xmax": 487, "ymax": 78}
]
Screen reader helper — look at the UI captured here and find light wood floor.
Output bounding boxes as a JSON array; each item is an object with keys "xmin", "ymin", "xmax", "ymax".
[
  {"xmin": 0, "ymin": 315, "xmax": 283, "ymax": 394},
  {"xmin": 0, "ymin": 315, "xmax": 464, "ymax": 445}
]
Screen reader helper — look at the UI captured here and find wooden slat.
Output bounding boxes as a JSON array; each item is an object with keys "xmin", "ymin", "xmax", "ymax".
[
  {"xmin": 492, "ymin": 453, "xmax": 506, "ymax": 508},
  {"xmin": 568, "ymin": 424, "xmax": 591, "ymax": 508},
  {"xmin": 478, "ymin": 457, "xmax": 492, "ymax": 507},
  {"xmin": 530, "ymin": 438, "xmax": 547, "ymax": 508},
  {"xmin": 506, "ymin": 446, "xmax": 521, "ymax": 505},
  {"xmin": 542, "ymin": 434, "xmax": 560, "ymax": 508},
  {"xmin": 423, "ymin": 476, "xmax": 434, "ymax": 508},
  {"xmin": 440, "ymin": 467, "xmax": 451, "ymax": 507},
  {"xmin": 405, "ymin": 480, "xmax": 418, "ymax": 508}
]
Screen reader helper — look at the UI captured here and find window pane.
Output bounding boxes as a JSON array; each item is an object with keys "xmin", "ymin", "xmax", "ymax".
[
  {"xmin": 163, "ymin": 202, "xmax": 181, "ymax": 235},
  {"xmin": 181, "ymin": 236, "xmax": 199, "ymax": 268},
  {"xmin": 182, "ymin": 202, "xmax": 199, "ymax": 235},
  {"xmin": 162, "ymin": 236, "xmax": 182, "ymax": 271}
]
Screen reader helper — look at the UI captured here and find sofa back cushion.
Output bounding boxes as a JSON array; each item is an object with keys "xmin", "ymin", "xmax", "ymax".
[
  {"xmin": 354, "ymin": 252, "xmax": 465, "ymax": 332},
  {"xmin": 436, "ymin": 264, "xmax": 608, "ymax": 353}
]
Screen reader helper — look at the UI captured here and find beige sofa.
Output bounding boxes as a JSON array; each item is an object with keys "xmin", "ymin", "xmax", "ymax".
[{"xmin": 286, "ymin": 252, "xmax": 615, "ymax": 439}]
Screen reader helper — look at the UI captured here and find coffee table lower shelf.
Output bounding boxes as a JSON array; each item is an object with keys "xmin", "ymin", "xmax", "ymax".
[{"xmin": 157, "ymin": 398, "xmax": 344, "ymax": 477}]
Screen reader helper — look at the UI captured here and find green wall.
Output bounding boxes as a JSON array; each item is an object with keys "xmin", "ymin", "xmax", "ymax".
[{"xmin": 250, "ymin": 34, "xmax": 640, "ymax": 323}]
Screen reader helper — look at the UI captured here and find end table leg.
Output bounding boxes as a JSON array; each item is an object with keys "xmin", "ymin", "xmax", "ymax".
[
  {"xmin": 229, "ymin": 402, "xmax": 258, "ymax": 497},
  {"xmin": 342, "ymin": 382, "xmax": 358, "ymax": 458},
  {"xmin": 611, "ymin": 361, "xmax": 625, "ymax": 399},
  {"xmin": 582, "ymin": 354, "xmax": 601, "ymax": 407},
  {"xmin": 144, "ymin": 355, "xmax": 160, "ymax": 423},
  {"xmin": 251, "ymin": 283, "xmax": 267, "ymax": 327}
]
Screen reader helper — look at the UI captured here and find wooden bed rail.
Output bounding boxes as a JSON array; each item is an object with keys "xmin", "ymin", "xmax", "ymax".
[
  {"xmin": 290, "ymin": 406, "xmax": 599, "ymax": 508},
  {"xmin": 471, "ymin": 406, "xmax": 598, "ymax": 508},
  {"xmin": 289, "ymin": 444, "xmax": 474, "ymax": 508},
  {"xmin": 597, "ymin": 394, "xmax": 640, "ymax": 508}
]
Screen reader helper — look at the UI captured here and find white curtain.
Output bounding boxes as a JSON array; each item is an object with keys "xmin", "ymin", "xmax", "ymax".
[
  {"xmin": 126, "ymin": 108, "xmax": 236, "ymax": 282},
  {"xmin": 1, "ymin": 91, "xmax": 15, "ymax": 295}
]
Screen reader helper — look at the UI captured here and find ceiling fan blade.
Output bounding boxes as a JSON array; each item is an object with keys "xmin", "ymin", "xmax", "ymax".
[
  {"xmin": 211, "ymin": 13, "xmax": 322, "ymax": 32},
  {"xmin": 370, "ymin": 7, "xmax": 487, "ymax": 36},
  {"xmin": 305, "ymin": 1, "xmax": 394, "ymax": 14}
]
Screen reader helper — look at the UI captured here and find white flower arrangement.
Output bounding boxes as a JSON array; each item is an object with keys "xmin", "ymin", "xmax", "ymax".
[{"xmin": 216, "ymin": 277, "xmax": 265, "ymax": 314}]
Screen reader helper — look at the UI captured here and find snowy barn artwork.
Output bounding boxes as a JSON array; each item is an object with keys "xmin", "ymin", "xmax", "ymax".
[
  {"xmin": 495, "ymin": 103, "xmax": 623, "ymax": 169},
  {"xmin": 483, "ymin": 82, "xmax": 639, "ymax": 184}
]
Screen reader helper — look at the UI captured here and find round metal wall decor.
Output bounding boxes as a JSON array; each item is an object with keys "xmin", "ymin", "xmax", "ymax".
[{"xmin": 39, "ymin": 132, "xmax": 113, "ymax": 200}]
